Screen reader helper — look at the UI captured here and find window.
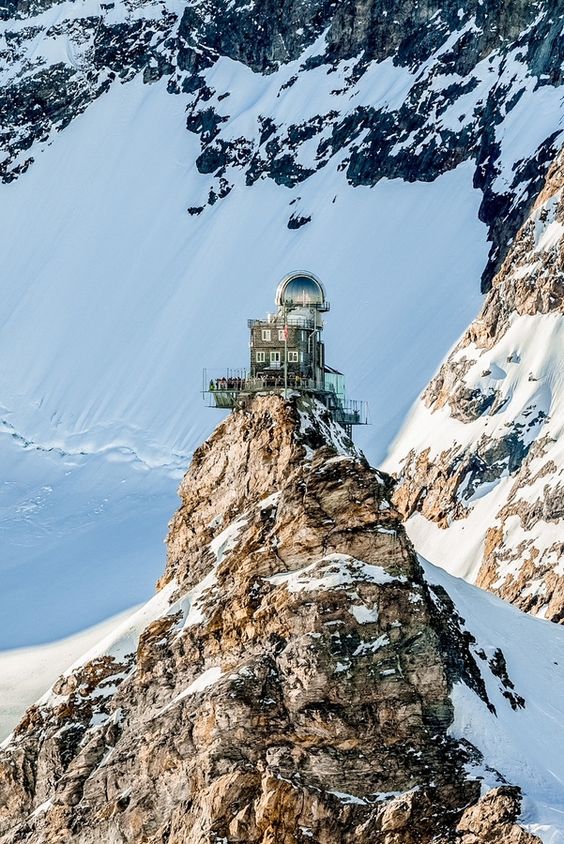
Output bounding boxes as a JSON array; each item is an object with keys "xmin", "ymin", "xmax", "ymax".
[
  {"xmin": 256, "ymin": 351, "xmax": 266, "ymax": 363},
  {"xmin": 270, "ymin": 350, "xmax": 281, "ymax": 364},
  {"xmin": 288, "ymin": 351, "xmax": 299, "ymax": 363},
  {"xmin": 278, "ymin": 329, "xmax": 286, "ymax": 341},
  {"xmin": 261, "ymin": 329, "xmax": 271, "ymax": 341}
]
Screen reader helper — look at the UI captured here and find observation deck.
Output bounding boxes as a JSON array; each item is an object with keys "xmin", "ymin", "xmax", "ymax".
[
  {"xmin": 247, "ymin": 314, "xmax": 320, "ymax": 331},
  {"xmin": 202, "ymin": 369, "xmax": 369, "ymax": 432}
]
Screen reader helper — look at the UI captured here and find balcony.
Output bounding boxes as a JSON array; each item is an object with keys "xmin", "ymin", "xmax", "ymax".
[
  {"xmin": 202, "ymin": 369, "xmax": 368, "ymax": 426},
  {"xmin": 332, "ymin": 399, "xmax": 369, "ymax": 427},
  {"xmin": 203, "ymin": 369, "xmax": 325, "ymax": 407},
  {"xmin": 247, "ymin": 315, "xmax": 317, "ymax": 330}
]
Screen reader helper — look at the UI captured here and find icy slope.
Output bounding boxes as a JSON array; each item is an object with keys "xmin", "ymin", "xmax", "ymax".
[
  {"xmin": 0, "ymin": 430, "xmax": 175, "ymax": 648},
  {"xmin": 387, "ymin": 150, "xmax": 564, "ymax": 622},
  {"xmin": 3, "ymin": 0, "xmax": 564, "ymax": 289},
  {"xmin": 0, "ymin": 76, "xmax": 486, "ymax": 468}
]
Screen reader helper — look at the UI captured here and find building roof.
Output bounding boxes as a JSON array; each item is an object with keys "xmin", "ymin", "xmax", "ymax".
[{"xmin": 275, "ymin": 271, "xmax": 327, "ymax": 309}]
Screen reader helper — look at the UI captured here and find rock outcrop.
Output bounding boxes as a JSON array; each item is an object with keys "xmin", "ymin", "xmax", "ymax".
[
  {"xmin": 0, "ymin": 396, "xmax": 540, "ymax": 843},
  {"xmin": 388, "ymin": 148, "xmax": 564, "ymax": 622},
  {"xmin": 2, "ymin": 0, "xmax": 564, "ymax": 287}
]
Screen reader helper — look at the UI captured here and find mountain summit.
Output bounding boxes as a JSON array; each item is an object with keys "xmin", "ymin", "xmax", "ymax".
[{"xmin": 1, "ymin": 395, "xmax": 563, "ymax": 843}]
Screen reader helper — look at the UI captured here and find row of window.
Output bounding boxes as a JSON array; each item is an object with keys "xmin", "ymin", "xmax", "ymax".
[
  {"xmin": 261, "ymin": 328, "xmax": 288, "ymax": 342},
  {"xmin": 256, "ymin": 350, "xmax": 299, "ymax": 363}
]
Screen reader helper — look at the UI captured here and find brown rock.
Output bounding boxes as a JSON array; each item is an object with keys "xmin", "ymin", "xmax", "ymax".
[
  {"xmin": 0, "ymin": 397, "xmax": 537, "ymax": 844},
  {"xmin": 457, "ymin": 786, "xmax": 540, "ymax": 843}
]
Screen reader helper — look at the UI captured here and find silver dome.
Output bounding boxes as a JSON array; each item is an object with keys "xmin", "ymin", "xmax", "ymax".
[{"xmin": 275, "ymin": 272, "xmax": 327, "ymax": 308}]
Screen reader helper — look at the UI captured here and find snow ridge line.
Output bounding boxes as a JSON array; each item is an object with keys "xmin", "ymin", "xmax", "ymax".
[{"xmin": 0, "ymin": 414, "xmax": 189, "ymax": 475}]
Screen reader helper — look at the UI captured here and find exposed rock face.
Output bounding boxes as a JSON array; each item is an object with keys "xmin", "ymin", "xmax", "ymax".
[
  {"xmin": 457, "ymin": 787, "xmax": 538, "ymax": 844},
  {"xmin": 389, "ymin": 148, "xmax": 564, "ymax": 622},
  {"xmin": 0, "ymin": 396, "xmax": 539, "ymax": 843},
  {"xmin": 2, "ymin": 0, "xmax": 564, "ymax": 286}
]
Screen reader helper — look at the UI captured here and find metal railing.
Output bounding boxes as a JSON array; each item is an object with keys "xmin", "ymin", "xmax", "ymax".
[
  {"xmin": 202, "ymin": 369, "xmax": 368, "ymax": 425},
  {"xmin": 203, "ymin": 371, "xmax": 325, "ymax": 405},
  {"xmin": 331, "ymin": 399, "xmax": 369, "ymax": 426},
  {"xmin": 247, "ymin": 315, "xmax": 317, "ymax": 330},
  {"xmin": 242, "ymin": 375, "xmax": 325, "ymax": 393}
]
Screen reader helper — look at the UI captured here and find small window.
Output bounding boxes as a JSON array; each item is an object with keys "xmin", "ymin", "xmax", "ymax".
[
  {"xmin": 256, "ymin": 351, "xmax": 266, "ymax": 363},
  {"xmin": 288, "ymin": 351, "xmax": 299, "ymax": 363},
  {"xmin": 261, "ymin": 329, "xmax": 271, "ymax": 341},
  {"xmin": 278, "ymin": 329, "xmax": 286, "ymax": 341},
  {"xmin": 270, "ymin": 350, "xmax": 281, "ymax": 364}
]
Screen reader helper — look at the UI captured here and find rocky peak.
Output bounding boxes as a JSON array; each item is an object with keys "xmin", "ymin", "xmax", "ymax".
[
  {"xmin": 388, "ymin": 145, "xmax": 564, "ymax": 622},
  {"xmin": 0, "ymin": 395, "xmax": 541, "ymax": 843},
  {"xmin": 162, "ymin": 394, "xmax": 369, "ymax": 591}
]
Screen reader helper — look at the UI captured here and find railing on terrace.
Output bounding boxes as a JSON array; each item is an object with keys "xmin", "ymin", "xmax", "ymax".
[
  {"xmin": 202, "ymin": 369, "xmax": 369, "ymax": 425},
  {"xmin": 247, "ymin": 315, "xmax": 317, "ymax": 330},
  {"xmin": 331, "ymin": 399, "xmax": 369, "ymax": 426},
  {"xmin": 203, "ymin": 369, "xmax": 325, "ymax": 402},
  {"xmin": 242, "ymin": 376, "xmax": 325, "ymax": 393}
]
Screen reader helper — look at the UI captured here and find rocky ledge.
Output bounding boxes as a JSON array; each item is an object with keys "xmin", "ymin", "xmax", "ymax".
[
  {"xmin": 390, "ymin": 148, "xmax": 564, "ymax": 622},
  {"xmin": 0, "ymin": 396, "xmax": 539, "ymax": 843}
]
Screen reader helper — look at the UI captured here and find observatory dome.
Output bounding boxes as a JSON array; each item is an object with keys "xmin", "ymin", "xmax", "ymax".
[{"xmin": 275, "ymin": 272, "xmax": 327, "ymax": 309}]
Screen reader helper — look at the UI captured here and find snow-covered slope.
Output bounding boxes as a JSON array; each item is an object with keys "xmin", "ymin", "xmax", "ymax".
[
  {"xmin": 0, "ymin": 77, "xmax": 486, "ymax": 469},
  {"xmin": 3, "ymin": 0, "xmax": 564, "ymax": 291},
  {"xmin": 387, "ymin": 150, "xmax": 564, "ymax": 622},
  {"xmin": 421, "ymin": 557, "xmax": 564, "ymax": 841},
  {"xmin": 1, "ymin": 0, "xmax": 564, "ymax": 649}
]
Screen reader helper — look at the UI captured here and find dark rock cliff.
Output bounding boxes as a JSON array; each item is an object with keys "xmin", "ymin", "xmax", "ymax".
[{"xmin": 1, "ymin": 0, "xmax": 564, "ymax": 287}]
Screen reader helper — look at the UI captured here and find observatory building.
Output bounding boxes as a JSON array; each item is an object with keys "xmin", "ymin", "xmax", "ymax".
[{"xmin": 203, "ymin": 271, "xmax": 367, "ymax": 436}]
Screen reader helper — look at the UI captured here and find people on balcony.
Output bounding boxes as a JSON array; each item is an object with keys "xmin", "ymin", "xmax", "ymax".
[
  {"xmin": 214, "ymin": 377, "xmax": 245, "ymax": 391},
  {"xmin": 212, "ymin": 373, "xmax": 318, "ymax": 392}
]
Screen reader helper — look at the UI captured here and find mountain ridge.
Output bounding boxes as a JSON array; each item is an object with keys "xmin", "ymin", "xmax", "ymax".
[
  {"xmin": 2, "ymin": 0, "xmax": 564, "ymax": 287},
  {"xmin": 387, "ymin": 143, "xmax": 564, "ymax": 623}
]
